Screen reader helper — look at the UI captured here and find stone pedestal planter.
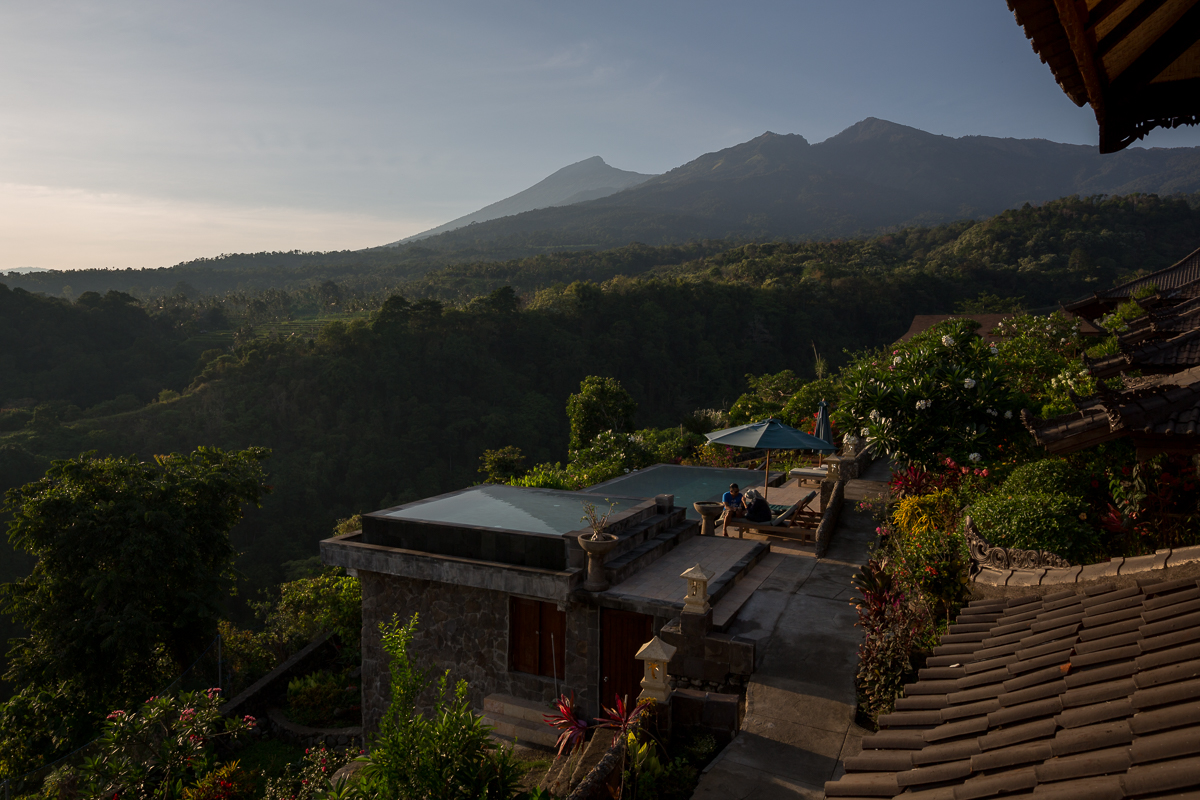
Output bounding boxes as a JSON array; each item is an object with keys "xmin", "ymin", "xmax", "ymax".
[
  {"xmin": 693, "ymin": 502, "xmax": 723, "ymax": 536},
  {"xmin": 577, "ymin": 533, "xmax": 619, "ymax": 591}
]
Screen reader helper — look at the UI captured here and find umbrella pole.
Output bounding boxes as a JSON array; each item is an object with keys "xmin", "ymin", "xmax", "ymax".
[{"xmin": 764, "ymin": 449, "xmax": 770, "ymax": 503}]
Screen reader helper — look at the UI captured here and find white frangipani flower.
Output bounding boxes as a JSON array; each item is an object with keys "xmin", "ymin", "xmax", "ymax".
[
  {"xmin": 963, "ymin": 378, "xmax": 977, "ymax": 389},
  {"xmin": 941, "ymin": 335, "xmax": 955, "ymax": 347},
  {"xmin": 969, "ymin": 452, "xmax": 982, "ymax": 462},
  {"xmin": 1004, "ymin": 410, "xmax": 1013, "ymax": 419}
]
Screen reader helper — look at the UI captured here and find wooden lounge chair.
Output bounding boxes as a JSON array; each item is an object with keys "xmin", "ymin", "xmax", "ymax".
[{"xmin": 726, "ymin": 490, "xmax": 819, "ymax": 542}]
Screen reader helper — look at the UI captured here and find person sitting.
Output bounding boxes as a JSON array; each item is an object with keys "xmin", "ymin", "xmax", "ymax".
[
  {"xmin": 720, "ymin": 483, "xmax": 746, "ymax": 536},
  {"xmin": 743, "ymin": 489, "xmax": 772, "ymax": 523}
]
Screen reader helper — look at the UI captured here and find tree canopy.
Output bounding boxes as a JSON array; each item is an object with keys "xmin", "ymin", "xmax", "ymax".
[{"xmin": 0, "ymin": 446, "xmax": 270, "ymax": 774}]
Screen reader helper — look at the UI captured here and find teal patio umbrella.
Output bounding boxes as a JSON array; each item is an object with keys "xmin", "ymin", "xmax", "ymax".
[{"xmin": 705, "ymin": 417, "xmax": 836, "ymax": 502}]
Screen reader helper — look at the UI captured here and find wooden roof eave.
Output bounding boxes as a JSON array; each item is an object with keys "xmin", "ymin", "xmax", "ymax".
[{"xmin": 1051, "ymin": 0, "xmax": 1110, "ymax": 132}]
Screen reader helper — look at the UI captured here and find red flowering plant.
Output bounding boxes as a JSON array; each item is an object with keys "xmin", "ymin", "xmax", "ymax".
[
  {"xmin": 262, "ymin": 745, "xmax": 358, "ymax": 800},
  {"xmin": 46, "ymin": 688, "xmax": 256, "ymax": 800},
  {"xmin": 1104, "ymin": 454, "xmax": 1200, "ymax": 554}
]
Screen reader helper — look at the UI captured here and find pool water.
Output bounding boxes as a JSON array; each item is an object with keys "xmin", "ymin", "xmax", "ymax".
[
  {"xmin": 586, "ymin": 465, "xmax": 776, "ymax": 520},
  {"xmin": 384, "ymin": 484, "xmax": 634, "ymax": 536}
]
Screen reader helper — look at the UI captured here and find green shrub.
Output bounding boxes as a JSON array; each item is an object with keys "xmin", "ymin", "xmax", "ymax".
[
  {"xmin": 263, "ymin": 745, "xmax": 358, "ymax": 800},
  {"xmin": 970, "ymin": 492, "xmax": 1097, "ymax": 562},
  {"xmin": 1001, "ymin": 459, "xmax": 1088, "ymax": 497},
  {"xmin": 357, "ymin": 613, "xmax": 522, "ymax": 799},
  {"xmin": 510, "ymin": 462, "xmax": 574, "ymax": 490}
]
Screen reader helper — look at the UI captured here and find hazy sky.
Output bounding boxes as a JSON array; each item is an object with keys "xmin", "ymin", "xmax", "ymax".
[{"xmin": 5, "ymin": 1, "xmax": 1200, "ymax": 272}]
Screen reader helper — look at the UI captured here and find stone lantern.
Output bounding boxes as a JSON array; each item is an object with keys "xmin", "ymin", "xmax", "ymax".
[
  {"xmin": 635, "ymin": 636, "xmax": 677, "ymax": 703},
  {"xmin": 681, "ymin": 564, "xmax": 715, "ymax": 615}
]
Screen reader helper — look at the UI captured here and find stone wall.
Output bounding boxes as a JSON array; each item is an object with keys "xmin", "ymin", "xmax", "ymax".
[
  {"xmin": 360, "ymin": 570, "xmax": 598, "ymax": 735},
  {"xmin": 659, "ymin": 611, "xmax": 755, "ymax": 696}
]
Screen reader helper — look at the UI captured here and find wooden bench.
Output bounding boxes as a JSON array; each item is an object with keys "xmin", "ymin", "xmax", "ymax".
[{"xmin": 725, "ymin": 490, "xmax": 819, "ymax": 542}]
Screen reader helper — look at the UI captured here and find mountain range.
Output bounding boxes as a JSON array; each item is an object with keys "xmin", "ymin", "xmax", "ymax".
[{"xmin": 389, "ymin": 118, "xmax": 1200, "ymax": 255}]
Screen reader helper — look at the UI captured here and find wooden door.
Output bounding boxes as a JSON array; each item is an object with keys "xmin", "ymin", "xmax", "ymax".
[{"xmin": 600, "ymin": 608, "xmax": 652, "ymax": 710}]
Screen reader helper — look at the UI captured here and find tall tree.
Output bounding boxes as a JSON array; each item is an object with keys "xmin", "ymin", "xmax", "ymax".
[
  {"xmin": 565, "ymin": 376, "xmax": 637, "ymax": 452},
  {"xmin": 0, "ymin": 446, "xmax": 270, "ymax": 775}
]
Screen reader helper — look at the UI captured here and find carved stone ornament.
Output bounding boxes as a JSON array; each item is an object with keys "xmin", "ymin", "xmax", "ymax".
[{"xmin": 963, "ymin": 515, "xmax": 1071, "ymax": 573}]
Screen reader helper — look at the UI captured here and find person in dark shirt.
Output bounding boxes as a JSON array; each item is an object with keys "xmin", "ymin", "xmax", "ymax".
[
  {"xmin": 743, "ymin": 489, "xmax": 772, "ymax": 523},
  {"xmin": 720, "ymin": 483, "xmax": 745, "ymax": 536}
]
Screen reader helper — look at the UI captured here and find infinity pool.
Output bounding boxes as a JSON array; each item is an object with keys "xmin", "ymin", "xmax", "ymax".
[{"xmin": 586, "ymin": 464, "xmax": 781, "ymax": 520}]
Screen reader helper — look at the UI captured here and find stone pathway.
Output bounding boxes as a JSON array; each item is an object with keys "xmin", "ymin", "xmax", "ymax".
[{"xmin": 691, "ymin": 459, "xmax": 891, "ymax": 799}]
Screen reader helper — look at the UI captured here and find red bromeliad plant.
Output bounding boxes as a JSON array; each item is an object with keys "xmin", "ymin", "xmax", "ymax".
[
  {"xmin": 544, "ymin": 692, "xmax": 588, "ymax": 758},
  {"xmin": 597, "ymin": 694, "xmax": 651, "ymax": 736},
  {"xmin": 852, "ymin": 559, "xmax": 933, "ymax": 725},
  {"xmin": 888, "ymin": 457, "xmax": 993, "ymax": 500}
]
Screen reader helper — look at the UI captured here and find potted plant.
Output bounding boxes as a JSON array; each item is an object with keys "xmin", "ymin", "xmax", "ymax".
[{"xmin": 577, "ymin": 500, "xmax": 620, "ymax": 591}]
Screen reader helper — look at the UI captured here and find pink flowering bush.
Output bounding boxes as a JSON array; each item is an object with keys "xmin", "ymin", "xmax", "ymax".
[{"xmin": 45, "ymin": 689, "xmax": 256, "ymax": 799}]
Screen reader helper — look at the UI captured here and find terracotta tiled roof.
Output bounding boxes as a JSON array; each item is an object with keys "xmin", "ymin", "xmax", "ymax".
[
  {"xmin": 1097, "ymin": 246, "xmax": 1200, "ymax": 302},
  {"xmin": 1090, "ymin": 328, "xmax": 1200, "ymax": 379},
  {"xmin": 900, "ymin": 315, "xmax": 1016, "ymax": 345},
  {"xmin": 1024, "ymin": 369, "xmax": 1200, "ymax": 453},
  {"xmin": 1119, "ymin": 297, "xmax": 1200, "ymax": 343},
  {"xmin": 825, "ymin": 579, "xmax": 1200, "ymax": 800},
  {"xmin": 1128, "ymin": 329, "xmax": 1200, "ymax": 374}
]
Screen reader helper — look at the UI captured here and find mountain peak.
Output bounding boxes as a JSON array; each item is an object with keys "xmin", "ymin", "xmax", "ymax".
[
  {"xmin": 391, "ymin": 156, "xmax": 656, "ymax": 244},
  {"xmin": 823, "ymin": 117, "xmax": 945, "ymax": 145}
]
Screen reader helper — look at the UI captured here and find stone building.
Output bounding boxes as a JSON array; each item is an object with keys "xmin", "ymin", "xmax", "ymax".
[{"xmin": 320, "ymin": 480, "xmax": 767, "ymax": 736}]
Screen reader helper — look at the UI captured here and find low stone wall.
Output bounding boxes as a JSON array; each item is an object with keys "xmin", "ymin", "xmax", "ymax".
[
  {"xmin": 973, "ymin": 544, "xmax": 1200, "ymax": 588},
  {"xmin": 815, "ymin": 480, "xmax": 846, "ymax": 559},
  {"xmin": 660, "ymin": 611, "xmax": 755, "ymax": 695},
  {"xmin": 671, "ymin": 688, "xmax": 741, "ymax": 743},
  {"xmin": 267, "ymin": 708, "xmax": 362, "ymax": 749}
]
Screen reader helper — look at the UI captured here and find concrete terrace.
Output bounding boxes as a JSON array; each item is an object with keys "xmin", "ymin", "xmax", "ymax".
[{"xmin": 692, "ymin": 458, "xmax": 891, "ymax": 799}]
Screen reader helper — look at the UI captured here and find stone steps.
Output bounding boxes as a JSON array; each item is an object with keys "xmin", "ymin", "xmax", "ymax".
[
  {"xmin": 707, "ymin": 542, "xmax": 771, "ymax": 609},
  {"xmin": 604, "ymin": 508, "xmax": 687, "ymax": 561},
  {"xmin": 604, "ymin": 519, "xmax": 699, "ymax": 586},
  {"xmin": 712, "ymin": 552, "xmax": 785, "ymax": 631},
  {"xmin": 482, "ymin": 694, "xmax": 558, "ymax": 749}
]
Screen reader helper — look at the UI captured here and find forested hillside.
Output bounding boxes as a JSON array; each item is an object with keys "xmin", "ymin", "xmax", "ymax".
[
  {"xmin": 0, "ymin": 287, "xmax": 205, "ymax": 411},
  {"xmin": 2, "ymin": 192, "xmax": 1200, "ymax": 606}
]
